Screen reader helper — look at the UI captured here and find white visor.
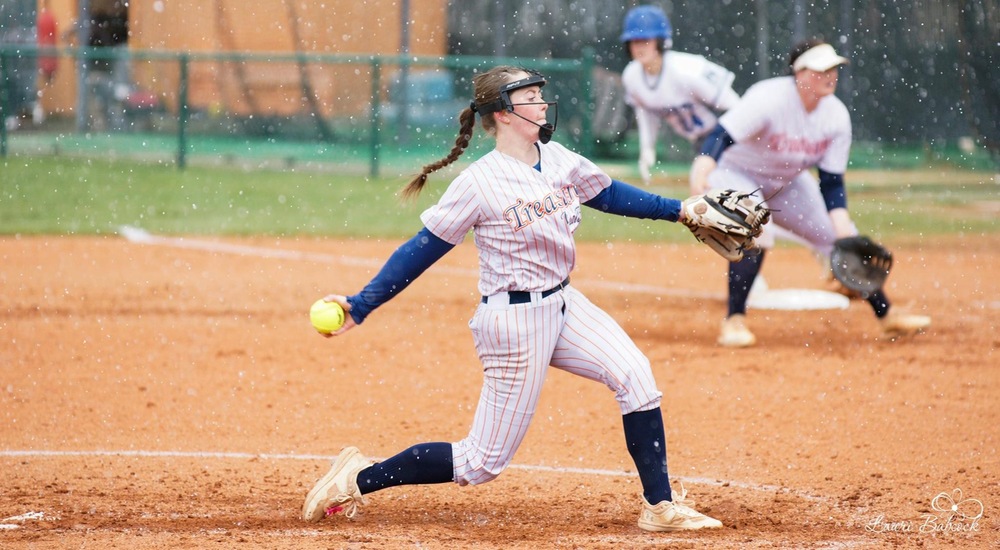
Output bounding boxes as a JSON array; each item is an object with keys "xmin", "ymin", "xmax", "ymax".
[{"xmin": 793, "ymin": 44, "xmax": 849, "ymax": 72}]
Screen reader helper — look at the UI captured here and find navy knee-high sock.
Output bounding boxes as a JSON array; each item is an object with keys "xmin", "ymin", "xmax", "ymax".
[
  {"xmin": 867, "ymin": 289, "xmax": 891, "ymax": 318},
  {"xmin": 622, "ymin": 408, "xmax": 671, "ymax": 504},
  {"xmin": 728, "ymin": 250, "xmax": 766, "ymax": 317},
  {"xmin": 356, "ymin": 442, "xmax": 453, "ymax": 495}
]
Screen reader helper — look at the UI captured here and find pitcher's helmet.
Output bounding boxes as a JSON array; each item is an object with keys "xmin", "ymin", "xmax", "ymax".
[{"xmin": 620, "ymin": 5, "xmax": 672, "ymax": 47}]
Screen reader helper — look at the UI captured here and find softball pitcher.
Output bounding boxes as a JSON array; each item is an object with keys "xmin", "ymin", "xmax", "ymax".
[
  {"xmin": 689, "ymin": 39, "xmax": 932, "ymax": 347},
  {"xmin": 619, "ymin": 5, "xmax": 740, "ymax": 183},
  {"xmin": 302, "ymin": 66, "xmax": 722, "ymax": 533}
]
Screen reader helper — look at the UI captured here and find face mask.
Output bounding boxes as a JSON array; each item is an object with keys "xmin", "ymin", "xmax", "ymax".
[{"xmin": 475, "ymin": 73, "xmax": 559, "ymax": 144}]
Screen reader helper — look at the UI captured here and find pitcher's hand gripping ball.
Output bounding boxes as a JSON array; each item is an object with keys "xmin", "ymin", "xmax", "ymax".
[
  {"xmin": 830, "ymin": 235, "xmax": 893, "ymax": 298},
  {"xmin": 682, "ymin": 189, "xmax": 770, "ymax": 262},
  {"xmin": 310, "ymin": 299, "xmax": 345, "ymax": 334}
]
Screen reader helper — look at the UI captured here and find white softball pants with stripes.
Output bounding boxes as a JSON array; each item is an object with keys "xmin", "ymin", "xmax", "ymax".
[{"xmin": 451, "ymin": 285, "xmax": 662, "ymax": 486}]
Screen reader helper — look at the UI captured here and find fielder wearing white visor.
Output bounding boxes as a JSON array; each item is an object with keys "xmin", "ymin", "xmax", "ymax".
[{"xmin": 792, "ymin": 43, "xmax": 850, "ymax": 72}]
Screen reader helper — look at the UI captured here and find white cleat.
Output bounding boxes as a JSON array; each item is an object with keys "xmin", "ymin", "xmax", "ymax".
[
  {"xmin": 718, "ymin": 314, "xmax": 756, "ymax": 348},
  {"xmin": 302, "ymin": 446, "xmax": 373, "ymax": 522},
  {"xmin": 638, "ymin": 495, "xmax": 723, "ymax": 532},
  {"xmin": 880, "ymin": 310, "xmax": 931, "ymax": 337}
]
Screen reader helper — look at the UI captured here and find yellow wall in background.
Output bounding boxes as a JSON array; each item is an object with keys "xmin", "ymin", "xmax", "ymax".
[{"xmin": 37, "ymin": 0, "xmax": 448, "ymax": 117}]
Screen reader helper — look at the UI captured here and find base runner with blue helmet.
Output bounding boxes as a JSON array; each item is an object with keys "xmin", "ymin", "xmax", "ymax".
[{"xmin": 620, "ymin": 5, "xmax": 740, "ymax": 184}]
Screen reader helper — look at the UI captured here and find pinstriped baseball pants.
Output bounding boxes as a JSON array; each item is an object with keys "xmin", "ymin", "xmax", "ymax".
[{"xmin": 452, "ymin": 285, "xmax": 662, "ymax": 486}]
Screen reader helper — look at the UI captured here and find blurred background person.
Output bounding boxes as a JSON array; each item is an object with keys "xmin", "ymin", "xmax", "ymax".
[
  {"xmin": 619, "ymin": 5, "xmax": 739, "ymax": 184},
  {"xmin": 34, "ymin": 0, "xmax": 58, "ymax": 124},
  {"xmin": 86, "ymin": 1, "xmax": 129, "ymax": 131},
  {"xmin": 689, "ymin": 39, "xmax": 932, "ymax": 348}
]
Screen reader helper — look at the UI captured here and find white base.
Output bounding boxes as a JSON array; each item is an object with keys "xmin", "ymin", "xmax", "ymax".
[
  {"xmin": 747, "ymin": 288, "xmax": 850, "ymax": 311},
  {"xmin": 746, "ymin": 275, "xmax": 849, "ymax": 311}
]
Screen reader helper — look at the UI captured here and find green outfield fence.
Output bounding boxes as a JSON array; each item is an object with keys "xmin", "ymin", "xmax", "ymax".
[
  {"xmin": 0, "ymin": 45, "xmax": 595, "ymax": 176},
  {"xmin": 3, "ymin": 45, "xmax": 996, "ymax": 177}
]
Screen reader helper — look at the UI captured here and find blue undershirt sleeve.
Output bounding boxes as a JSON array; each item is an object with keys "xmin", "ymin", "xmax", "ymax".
[
  {"xmin": 699, "ymin": 124, "xmax": 735, "ymax": 160},
  {"xmin": 818, "ymin": 168, "xmax": 848, "ymax": 211},
  {"xmin": 345, "ymin": 227, "xmax": 455, "ymax": 324},
  {"xmin": 583, "ymin": 179, "xmax": 681, "ymax": 222}
]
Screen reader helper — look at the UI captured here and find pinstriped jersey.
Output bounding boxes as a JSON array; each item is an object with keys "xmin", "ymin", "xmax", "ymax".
[{"xmin": 421, "ymin": 141, "xmax": 611, "ymax": 297}]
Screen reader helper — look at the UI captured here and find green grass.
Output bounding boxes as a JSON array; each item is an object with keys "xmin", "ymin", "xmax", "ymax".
[
  {"xmin": 0, "ymin": 156, "xmax": 429, "ymax": 237},
  {"xmin": 1, "ymin": 155, "xmax": 997, "ymax": 241},
  {"xmin": 836, "ymin": 169, "xmax": 1000, "ymax": 239}
]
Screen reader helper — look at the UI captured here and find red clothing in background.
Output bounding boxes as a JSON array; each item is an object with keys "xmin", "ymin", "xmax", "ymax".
[{"xmin": 38, "ymin": 8, "xmax": 58, "ymax": 78}]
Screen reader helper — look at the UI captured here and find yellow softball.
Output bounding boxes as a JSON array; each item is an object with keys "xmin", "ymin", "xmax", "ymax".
[{"xmin": 310, "ymin": 299, "xmax": 345, "ymax": 334}]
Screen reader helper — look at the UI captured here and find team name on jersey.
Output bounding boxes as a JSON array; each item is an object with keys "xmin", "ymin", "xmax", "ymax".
[
  {"xmin": 503, "ymin": 186, "xmax": 580, "ymax": 232},
  {"xmin": 767, "ymin": 134, "xmax": 833, "ymax": 157},
  {"xmin": 649, "ymin": 102, "xmax": 706, "ymax": 134}
]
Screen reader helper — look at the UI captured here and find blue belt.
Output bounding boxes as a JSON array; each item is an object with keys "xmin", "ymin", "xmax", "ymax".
[{"xmin": 482, "ymin": 278, "xmax": 570, "ymax": 305}]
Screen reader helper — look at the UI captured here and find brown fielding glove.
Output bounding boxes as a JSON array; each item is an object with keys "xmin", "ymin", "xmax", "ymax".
[
  {"xmin": 682, "ymin": 189, "xmax": 771, "ymax": 262},
  {"xmin": 830, "ymin": 235, "xmax": 893, "ymax": 298}
]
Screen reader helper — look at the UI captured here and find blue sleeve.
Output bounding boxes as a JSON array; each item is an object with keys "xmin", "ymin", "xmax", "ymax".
[
  {"xmin": 583, "ymin": 179, "xmax": 681, "ymax": 222},
  {"xmin": 699, "ymin": 124, "xmax": 735, "ymax": 160},
  {"xmin": 345, "ymin": 227, "xmax": 455, "ymax": 324},
  {"xmin": 818, "ymin": 168, "xmax": 848, "ymax": 211}
]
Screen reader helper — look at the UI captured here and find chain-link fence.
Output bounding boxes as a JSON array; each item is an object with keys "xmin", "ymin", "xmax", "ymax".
[
  {"xmin": 1, "ymin": 46, "xmax": 590, "ymax": 175},
  {"xmin": 452, "ymin": 0, "xmax": 999, "ymax": 164},
  {"xmin": 2, "ymin": 0, "xmax": 997, "ymax": 171}
]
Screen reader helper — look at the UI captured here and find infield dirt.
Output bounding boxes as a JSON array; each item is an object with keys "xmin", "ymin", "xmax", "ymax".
[{"xmin": 2, "ymin": 235, "xmax": 997, "ymax": 548}]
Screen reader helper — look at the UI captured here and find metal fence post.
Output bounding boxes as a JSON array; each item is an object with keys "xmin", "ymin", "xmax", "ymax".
[
  {"xmin": 177, "ymin": 54, "xmax": 189, "ymax": 169},
  {"xmin": 579, "ymin": 47, "xmax": 595, "ymax": 158},
  {"xmin": 75, "ymin": 0, "xmax": 91, "ymax": 132},
  {"xmin": 369, "ymin": 59, "xmax": 382, "ymax": 178},
  {"xmin": 0, "ymin": 51, "xmax": 8, "ymax": 157}
]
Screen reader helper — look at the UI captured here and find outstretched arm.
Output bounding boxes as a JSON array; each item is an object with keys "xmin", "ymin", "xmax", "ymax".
[
  {"xmin": 583, "ymin": 179, "xmax": 682, "ymax": 222},
  {"xmin": 329, "ymin": 227, "xmax": 455, "ymax": 332}
]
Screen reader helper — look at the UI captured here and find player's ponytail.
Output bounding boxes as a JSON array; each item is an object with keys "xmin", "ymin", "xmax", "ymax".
[
  {"xmin": 400, "ymin": 66, "xmax": 520, "ymax": 201},
  {"xmin": 400, "ymin": 107, "xmax": 476, "ymax": 201}
]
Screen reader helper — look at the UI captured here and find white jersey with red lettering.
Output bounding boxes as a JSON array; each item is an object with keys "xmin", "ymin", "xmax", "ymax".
[
  {"xmin": 622, "ymin": 50, "xmax": 739, "ymax": 143},
  {"xmin": 717, "ymin": 76, "xmax": 851, "ymax": 181},
  {"xmin": 420, "ymin": 140, "xmax": 610, "ymax": 297},
  {"xmin": 708, "ymin": 76, "xmax": 853, "ymax": 253}
]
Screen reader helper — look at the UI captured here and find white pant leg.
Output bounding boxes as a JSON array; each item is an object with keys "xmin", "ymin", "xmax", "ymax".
[
  {"xmin": 452, "ymin": 294, "xmax": 565, "ymax": 486},
  {"xmin": 549, "ymin": 287, "xmax": 662, "ymax": 415},
  {"xmin": 768, "ymin": 171, "xmax": 849, "ymax": 257}
]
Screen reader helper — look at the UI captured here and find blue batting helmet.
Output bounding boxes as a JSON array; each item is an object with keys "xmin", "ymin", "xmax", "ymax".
[{"xmin": 619, "ymin": 5, "xmax": 672, "ymax": 44}]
